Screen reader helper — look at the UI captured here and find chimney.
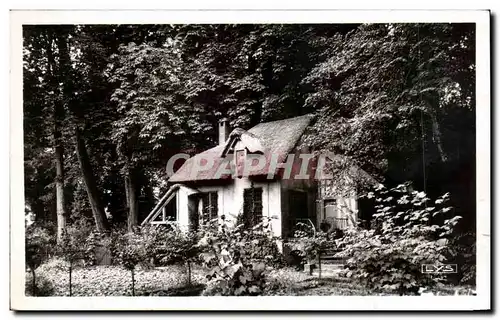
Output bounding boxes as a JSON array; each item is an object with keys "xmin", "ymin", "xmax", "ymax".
[{"xmin": 218, "ymin": 118, "xmax": 230, "ymax": 145}]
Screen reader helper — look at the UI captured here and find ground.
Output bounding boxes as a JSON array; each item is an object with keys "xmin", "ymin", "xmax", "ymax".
[{"xmin": 27, "ymin": 259, "xmax": 475, "ymax": 296}]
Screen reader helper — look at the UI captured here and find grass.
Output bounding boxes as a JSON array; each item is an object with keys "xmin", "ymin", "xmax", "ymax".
[
  {"xmin": 266, "ymin": 268, "xmax": 375, "ymax": 296},
  {"xmin": 266, "ymin": 268, "xmax": 475, "ymax": 296}
]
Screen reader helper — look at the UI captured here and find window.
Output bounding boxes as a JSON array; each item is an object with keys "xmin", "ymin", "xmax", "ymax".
[
  {"xmin": 324, "ymin": 199, "xmax": 337, "ymax": 220},
  {"xmin": 323, "ymin": 199, "xmax": 348, "ymax": 230},
  {"xmin": 243, "ymin": 187, "xmax": 263, "ymax": 227},
  {"xmin": 200, "ymin": 191, "xmax": 218, "ymax": 224}
]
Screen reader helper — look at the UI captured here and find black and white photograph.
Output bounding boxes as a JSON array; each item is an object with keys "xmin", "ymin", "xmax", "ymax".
[{"xmin": 9, "ymin": 9, "xmax": 491, "ymax": 311}]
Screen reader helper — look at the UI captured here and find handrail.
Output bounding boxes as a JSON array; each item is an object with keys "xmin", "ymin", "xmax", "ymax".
[
  {"xmin": 141, "ymin": 184, "xmax": 183, "ymax": 225},
  {"xmin": 293, "ymin": 218, "xmax": 317, "ymax": 237}
]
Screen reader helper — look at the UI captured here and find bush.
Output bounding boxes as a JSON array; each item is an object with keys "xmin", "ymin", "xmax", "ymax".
[
  {"xmin": 37, "ymin": 257, "xmax": 69, "ymax": 274},
  {"xmin": 198, "ymin": 216, "xmax": 279, "ymax": 296},
  {"xmin": 56, "ymin": 223, "xmax": 98, "ymax": 296},
  {"xmin": 286, "ymin": 222, "xmax": 335, "ymax": 276},
  {"xmin": 25, "ymin": 273, "xmax": 54, "ymax": 297},
  {"xmin": 138, "ymin": 224, "xmax": 168, "ymax": 266},
  {"xmin": 114, "ymin": 230, "xmax": 150, "ymax": 296},
  {"xmin": 290, "ymin": 223, "xmax": 333, "ymax": 260},
  {"xmin": 336, "ymin": 183, "xmax": 462, "ymax": 295},
  {"xmin": 25, "ymin": 223, "xmax": 55, "ymax": 296},
  {"xmin": 451, "ymin": 232, "xmax": 476, "ymax": 285},
  {"xmin": 153, "ymin": 226, "xmax": 201, "ymax": 286}
]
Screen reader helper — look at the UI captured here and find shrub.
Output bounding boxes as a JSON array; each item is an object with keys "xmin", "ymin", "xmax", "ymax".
[
  {"xmin": 114, "ymin": 230, "xmax": 150, "ymax": 296},
  {"xmin": 336, "ymin": 183, "xmax": 462, "ymax": 295},
  {"xmin": 25, "ymin": 273, "xmax": 54, "ymax": 297},
  {"xmin": 198, "ymin": 216, "xmax": 279, "ymax": 296},
  {"xmin": 153, "ymin": 226, "xmax": 201, "ymax": 286},
  {"xmin": 286, "ymin": 221, "xmax": 336, "ymax": 276},
  {"xmin": 37, "ymin": 257, "xmax": 69, "ymax": 273},
  {"xmin": 57, "ymin": 223, "xmax": 97, "ymax": 296},
  {"xmin": 139, "ymin": 223, "xmax": 176, "ymax": 267},
  {"xmin": 451, "ymin": 232, "xmax": 476, "ymax": 285},
  {"xmin": 25, "ymin": 223, "xmax": 55, "ymax": 296}
]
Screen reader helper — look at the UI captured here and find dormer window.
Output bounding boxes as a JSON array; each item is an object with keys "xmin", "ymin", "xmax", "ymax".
[{"xmin": 220, "ymin": 128, "xmax": 264, "ymax": 158}]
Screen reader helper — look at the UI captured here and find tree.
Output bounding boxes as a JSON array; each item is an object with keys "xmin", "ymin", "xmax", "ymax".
[
  {"xmin": 23, "ymin": 23, "xmax": 476, "ymax": 248},
  {"xmin": 25, "ymin": 223, "xmax": 55, "ymax": 295},
  {"xmin": 57, "ymin": 223, "xmax": 95, "ymax": 296},
  {"xmin": 154, "ymin": 226, "xmax": 201, "ymax": 286},
  {"xmin": 107, "ymin": 41, "xmax": 195, "ymax": 231},
  {"xmin": 302, "ymin": 23, "xmax": 475, "ymax": 231},
  {"xmin": 172, "ymin": 24, "xmax": 356, "ymax": 129},
  {"xmin": 23, "ymin": 26, "xmax": 72, "ymax": 240},
  {"xmin": 23, "ymin": 25, "xmax": 170, "ymax": 232},
  {"xmin": 115, "ymin": 230, "xmax": 149, "ymax": 296}
]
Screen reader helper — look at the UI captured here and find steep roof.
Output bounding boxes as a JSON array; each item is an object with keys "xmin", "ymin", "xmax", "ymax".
[{"xmin": 168, "ymin": 114, "xmax": 314, "ymax": 183}]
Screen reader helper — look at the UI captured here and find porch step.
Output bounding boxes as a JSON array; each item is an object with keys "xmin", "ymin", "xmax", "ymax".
[
  {"xmin": 320, "ymin": 252, "xmax": 347, "ymax": 264},
  {"xmin": 319, "ymin": 263, "xmax": 345, "ymax": 270},
  {"xmin": 304, "ymin": 262, "xmax": 346, "ymax": 270},
  {"xmin": 321, "ymin": 258, "xmax": 347, "ymax": 265}
]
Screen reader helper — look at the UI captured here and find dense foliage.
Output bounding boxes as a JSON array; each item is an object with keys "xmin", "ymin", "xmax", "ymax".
[
  {"xmin": 56, "ymin": 223, "xmax": 97, "ymax": 296},
  {"xmin": 25, "ymin": 223, "xmax": 55, "ymax": 295},
  {"xmin": 152, "ymin": 226, "xmax": 201, "ymax": 285},
  {"xmin": 23, "ymin": 23, "xmax": 475, "ymax": 234},
  {"xmin": 335, "ymin": 183, "xmax": 463, "ymax": 295},
  {"xmin": 114, "ymin": 230, "xmax": 151, "ymax": 296},
  {"xmin": 288, "ymin": 226, "xmax": 334, "ymax": 277},
  {"xmin": 198, "ymin": 217, "xmax": 280, "ymax": 296}
]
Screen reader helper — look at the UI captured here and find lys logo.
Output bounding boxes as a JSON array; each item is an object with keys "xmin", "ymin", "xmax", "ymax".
[{"xmin": 421, "ymin": 264, "xmax": 458, "ymax": 274}]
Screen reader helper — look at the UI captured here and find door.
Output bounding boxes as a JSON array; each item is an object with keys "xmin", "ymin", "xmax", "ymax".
[
  {"xmin": 289, "ymin": 190, "xmax": 308, "ymax": 219},
  {"xmin": 288, "ymin": 190, "xmax": 311, "ymax": 236}
]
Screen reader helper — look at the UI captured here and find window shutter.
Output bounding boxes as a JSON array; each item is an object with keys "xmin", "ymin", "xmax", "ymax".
[{"xmin": 209, "ymin": 192, "xmax": 218, "ymax": 220}]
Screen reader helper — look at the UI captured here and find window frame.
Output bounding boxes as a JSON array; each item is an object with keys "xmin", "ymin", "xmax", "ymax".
[{"xmin": 200, "ymin": 191, "xmax": 218, "ymax": 224}]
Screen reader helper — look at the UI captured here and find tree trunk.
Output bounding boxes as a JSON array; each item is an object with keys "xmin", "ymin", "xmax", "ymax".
[
  {"xmin": 131, "ymin": 269, "xmax": 135, "ymax": 296},
  {"xmin": 54, "ymin": 122, "xmax": 66, "ymax": 242},
  {"xmin": 46, "ymin": 30, "xmax": 67, "ymax": 242},
  {"xmin": 429, "ymin": 110, "xmax": 448, "ymax": 163},
  {"xmin": 74, "ymin": 128, "xmax": 109, "ymax": 232},
  {"xmin": 124, "ymin": 175, "xmax": 130, "ymax": 211},
  {"xmin": 186, "ymin": 260, "xmax": 192, "ymax": 286},
  {"xmin": 69, "ymin": 261, "xmax": 73, "ymax": 297},
  {"xmin": 126, "ymin": 169, "xmax": 139, "ymax": 232},
  {"xmin": 31, "ymin": 269, "xmax": 36, "ymax": 296}
]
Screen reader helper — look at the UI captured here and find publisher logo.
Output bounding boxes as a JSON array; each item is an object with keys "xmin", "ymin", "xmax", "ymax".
[{"xmin": 421, "ymin": 264, "xmax": 458, "ymax": 274}]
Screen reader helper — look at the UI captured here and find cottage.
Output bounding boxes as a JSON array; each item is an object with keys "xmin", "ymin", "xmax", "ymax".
[{"xmin": 141, "ymin": 114, "xmax": 375, "ymax": 238}]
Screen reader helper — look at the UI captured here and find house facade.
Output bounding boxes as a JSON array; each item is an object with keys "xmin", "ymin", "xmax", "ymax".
[{"xmin": 142, "ymin": 114, "xmax": 371, "ymax": 238}]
